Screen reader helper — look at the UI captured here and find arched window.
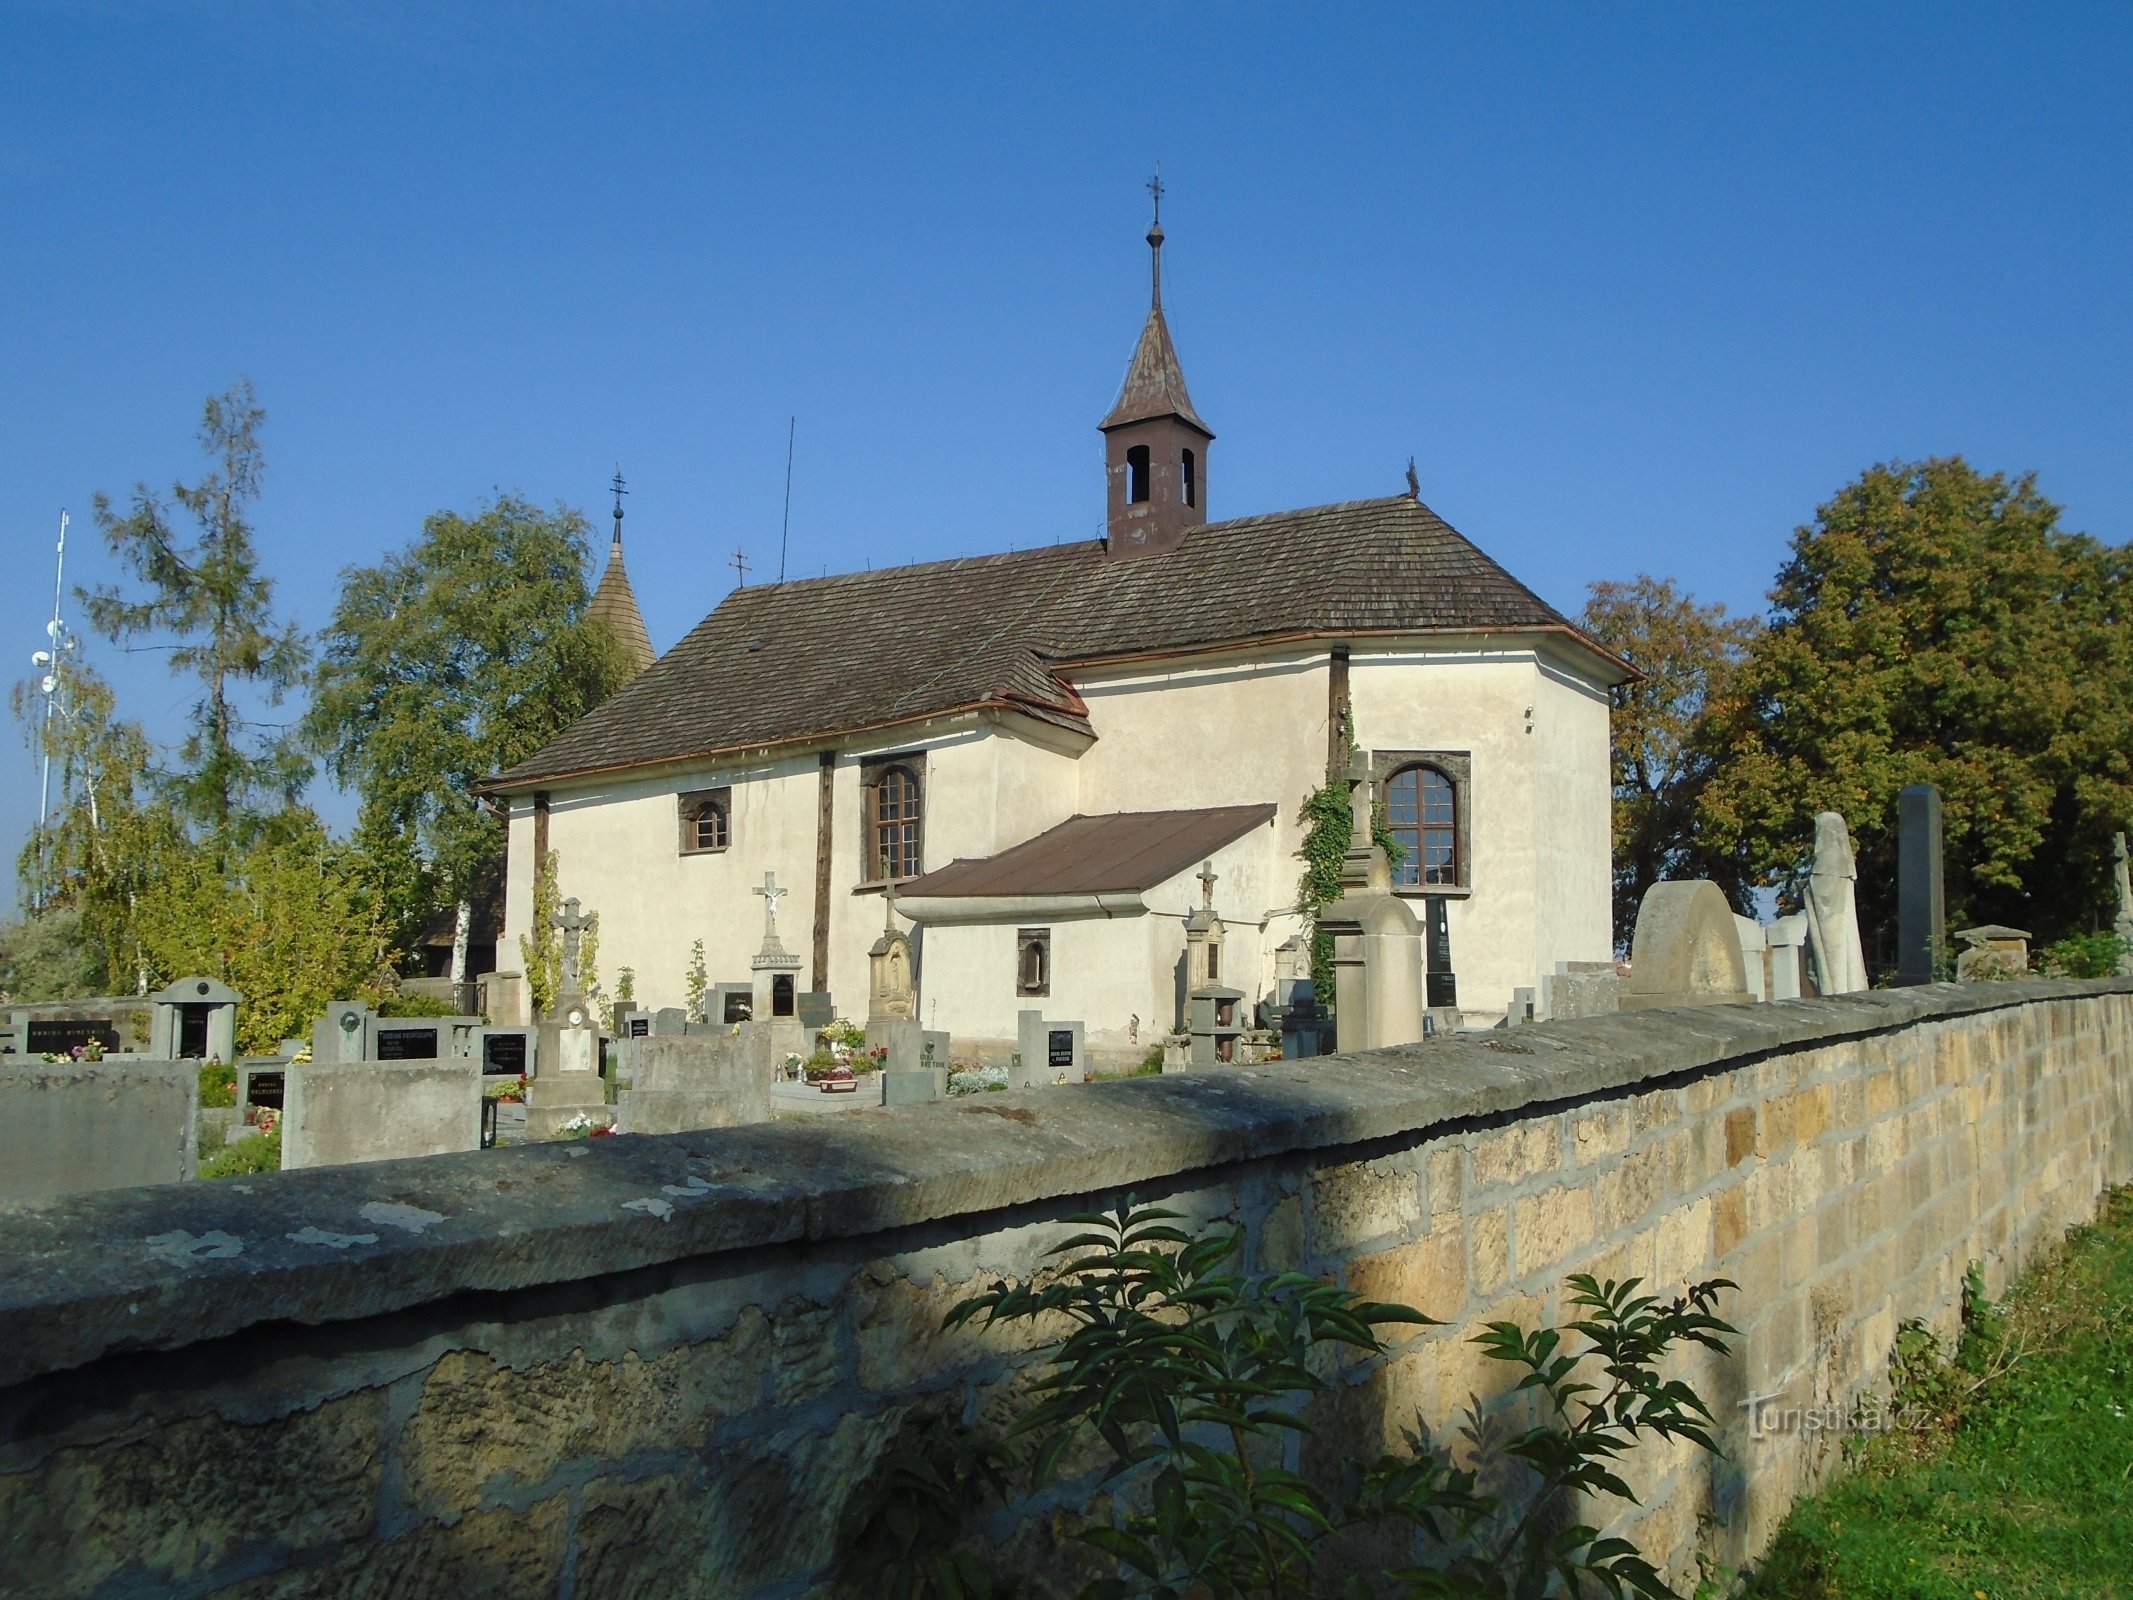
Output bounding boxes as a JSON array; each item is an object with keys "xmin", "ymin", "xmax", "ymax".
[
  {"xmin": 1126, "ymin": 444, "xmax": 1151, "ymax": 504},
  {"xmin": 678, "ymin": 787, "xmax": 732, "ymax": 854},
  {"xmin": 873, "ymin": 763, "xmax": 923, "ymax": 880},
  {"xmin": 1182, "ymin": 448, "xmax": 1197, "ymax": 508},
  {"xmin": 1017, "ymin": 928, "xmax": 1051, "ymax": 997},
  {"xmin": 1386, "ymin": 764, "xmax": 1457, "ymax": 887}
]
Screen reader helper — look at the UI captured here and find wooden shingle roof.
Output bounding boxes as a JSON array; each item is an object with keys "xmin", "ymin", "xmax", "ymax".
[{"xmin": 487, "ymin": 494, "xmax": 1618, "ymax": 790}]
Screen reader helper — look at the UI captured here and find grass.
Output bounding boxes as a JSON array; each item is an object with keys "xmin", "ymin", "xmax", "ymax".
[{"xmin": 1745, "ymin": 1186, "xmax": 2133, "ymax": 1599}]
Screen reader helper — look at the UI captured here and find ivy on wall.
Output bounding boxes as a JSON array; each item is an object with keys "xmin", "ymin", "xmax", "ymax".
[{"xmin": 1293, "ymin": 723, "xmax": 1402, "ymax": 1002}]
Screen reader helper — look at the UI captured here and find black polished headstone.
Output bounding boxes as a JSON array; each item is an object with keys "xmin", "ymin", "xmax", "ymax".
[
  {"xmin": 1425, "ymin": 897, "xmax": 1458, "ymax": 1008},
  {"xmin": 375, "ymin": 1027, "xmax": 439, "ymax": 1061},
  {"xmin": 1897, "ymin": 783, "xmax": 1945, "ymax": 985}
]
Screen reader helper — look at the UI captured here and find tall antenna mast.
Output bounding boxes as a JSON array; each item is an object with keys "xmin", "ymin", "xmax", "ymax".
[
  {"xmin": 778, "ymin": 416, "xmax": 795, "ymax": 584},
  {"xmin": 31, "ymin": 510, "xmax": 75, "ymax": 909}
]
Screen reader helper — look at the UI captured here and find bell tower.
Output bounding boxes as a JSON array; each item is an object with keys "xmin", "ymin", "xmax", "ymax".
[{"xmin": 1102, "ymin": 175, "xmax": 1213, "ymax": 559}]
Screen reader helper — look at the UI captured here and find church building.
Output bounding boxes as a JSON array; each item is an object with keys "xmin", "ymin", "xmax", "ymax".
[{"xmin": 486, "ymin": 212, "xmax": 1627, "ymax": 1052}]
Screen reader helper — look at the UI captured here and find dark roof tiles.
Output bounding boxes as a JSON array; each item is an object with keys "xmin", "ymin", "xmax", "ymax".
[
  {"xmin": 900, "ymin": 806, "xmax": 1277, "ymax": 897},
  {"xmin": 489, "ymin": 494, "xmax": 1613, "ymax": 789}
]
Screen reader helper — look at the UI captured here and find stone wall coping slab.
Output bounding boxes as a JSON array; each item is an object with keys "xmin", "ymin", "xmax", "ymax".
[{"xmin": 0, "ymin": 979, "xmax": 2123, "ymax": 1389}]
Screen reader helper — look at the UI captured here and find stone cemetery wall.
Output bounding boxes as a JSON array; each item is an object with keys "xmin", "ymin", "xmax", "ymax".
[
  {"xmin": 1, "ymin": 980, "xmax": 2129, "ymax": 1597},
  {"xmin": 0, "ymin": 1061, "xmax": 196, "ymax": 1205},
  {"xmin": 281, "ymin": 1059, "xmax": 484, "ymax": 1170}
]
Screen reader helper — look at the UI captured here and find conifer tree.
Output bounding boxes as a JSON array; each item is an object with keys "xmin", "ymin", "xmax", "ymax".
[{"xmin": 82, "ymin": 381, "xmax": 310, "ymax": 863}]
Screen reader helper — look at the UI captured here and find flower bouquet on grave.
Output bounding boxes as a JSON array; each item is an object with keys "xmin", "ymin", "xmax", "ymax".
[
  {"xmin": 246, "ymin": 1107, "xmax": 279, "ymax": 1136},
  {"xmin": 486, "ymin": 1074, "xmax": 528, "ymax": 1105}
]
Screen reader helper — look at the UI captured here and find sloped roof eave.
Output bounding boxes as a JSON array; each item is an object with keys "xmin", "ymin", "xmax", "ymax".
[{"xmin": 478, "ymin": 692, "xmax": 1095, "ymax": 796}]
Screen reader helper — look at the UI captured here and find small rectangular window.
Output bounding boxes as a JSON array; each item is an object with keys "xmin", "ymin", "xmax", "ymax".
[
  {"xmin": 678, "ymin": 787, "xmax": 732, "ymax": 855},
  {"xmin": 1182, "ymin": 448, "xmax": 1197, "ymax": 508}
]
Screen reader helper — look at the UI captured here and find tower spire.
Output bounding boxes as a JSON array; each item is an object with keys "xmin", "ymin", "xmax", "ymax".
[
  {"xmin": 588, "ymin": 466, "xmax": 655, "ymax": 676},
  {"xmin": 1101, "ymin": 177, "xmax": 1213, "ymax": 558}
]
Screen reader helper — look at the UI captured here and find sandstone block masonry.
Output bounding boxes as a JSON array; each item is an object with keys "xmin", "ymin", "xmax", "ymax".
[{"xmin": 0, "ymin": 980, "xmax": 2128, "ymax": 1598}]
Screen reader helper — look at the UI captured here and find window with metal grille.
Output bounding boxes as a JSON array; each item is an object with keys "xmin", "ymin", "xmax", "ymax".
[{"xmin": 1387, "ymin": 764, "xmax": 1458, "ymax": 887}]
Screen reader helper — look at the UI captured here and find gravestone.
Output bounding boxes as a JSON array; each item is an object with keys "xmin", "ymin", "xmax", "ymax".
[
  {"xmin": 796, "ymin": 991, "xmax": 837, "ymax": 1031},
  {"xmin": 149, "ymin": 977, "xmax": 242, "ymax": 1063},
  {"xmin": 1542, "ymin": 960, "xmax": 1619, "ymax": 1020},
  {"xmin": 311, "ymin": 1002, "xmax": 377, "ymax": 1065},
  {"xmin": 282, "ymin": 1060, "xmax": 483, "ymax": 1169},
  {"xmin": 473, "ymin": 1026, "xmax": 535, "ymax": 1077},
  {"xmin": 1897, "ymin": 783, "xmax": 1945, "ymax": 985},
  {"xmin": 1014, "ymin": 1010, "xmax": 1085, "ymax": 1086},
  {"xmin": 879, "ymin": 1023, "xmax": 950, "ymax": 1104},
  {"xmin": 1320, "ymin": 754, "xmax": 1428, "ymax": 1049},
  {"xmin": 1953, "ymin": 925, "xmax": 2030, "ymax": 981},
  {"xmin": 709, "ymin": 984, "xmax": 755, "ymax": 1025},
  {"xmin": 867, "ymin": 885, "xmax": 917, "ymax": 1022},
  {"xmin": 651, "ymin": 1007, "xmax": 689, "ymax": 1036},
  {"xmin": 237, "ymin": 1060, "xmax": 287, "ymax": 1110},
  {"xmin": 1766, "ymin": 914, "xmax": 1810, "ymax": 1001},
  {"xmin": 1509, "ymin": 987, "xmax": 1537, "ymax": 1024},
  {"xmin": 1733, "ymin": 916, "xmax": 1768, "ymax": 1003},
  {"xmin": 1621, "ymin": 881, "xmax": 1752, "ymax": 1010},
  {"xmin": 615, "ymin": 1033, "xmax": 774, "ymax": 1134},
  {"xmin": 373, "ymin": 1022, "xmax": 441, "ymax": 1061},
  {"xmin": 2114, "ymin": 834, "xmax": 2133, "ymax": 977},
  {"xmin": 1423, "ymin": 897, "xmax": 1458, "ymax": 1009},
  {"xmin": 0, "ymin": 1061, "xmax": 197, "ymax": 1202},
  {"xmin": 1805, "ymin": 812, "xmax": 1869, "ymax": 994},
  {"xmin": 749, "ymin": 872, "xmax": 804, "ymax": 1020},
  {"xmin": 527, "ymin": 897, "xmax": 609, "ymax": 1137}
]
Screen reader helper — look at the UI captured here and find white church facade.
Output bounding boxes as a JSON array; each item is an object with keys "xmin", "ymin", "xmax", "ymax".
[{"xmin": 485, "ymin": 219, "xmax": 1627, "ymax": 1052}]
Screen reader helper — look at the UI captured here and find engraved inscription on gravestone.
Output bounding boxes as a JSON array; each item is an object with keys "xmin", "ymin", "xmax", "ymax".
[{"xmin": 1047, "ymin": 1029, "xmax": 1075, "ymax": 1068}]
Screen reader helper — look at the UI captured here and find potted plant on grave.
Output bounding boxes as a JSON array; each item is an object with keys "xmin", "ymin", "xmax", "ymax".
[{"xmin": 803, "ymin": 1049, "xmax": 858, "ymax": 1092}]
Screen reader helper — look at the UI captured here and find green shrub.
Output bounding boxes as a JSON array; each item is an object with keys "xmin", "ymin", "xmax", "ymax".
[
  {"xmin": 197, "ymin": 1059, "xmax": 237, "ymax": 1108},
  {"xmin": 2034, "ymin": 931, "xmax": 2128, "ymax": 979},
  {"xmin": 841, "ymin": 1198, "xmax": 1736, "ymax": 1600},
  {"xmin": 199, "ymin": 1127, "xmax": 281, "ymax": 1178},
  {"xmin": 377, "ymin": 992, "xmax": 457, "ymax": 1017}
]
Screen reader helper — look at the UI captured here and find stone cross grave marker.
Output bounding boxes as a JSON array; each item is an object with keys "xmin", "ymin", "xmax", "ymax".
[
  {"xmin": 752, "ymin": 872, "xmax": 787, "ymax": 940},
  {"xmin": 554, "ymin": 897, "xmax": 596, "ymax": 997}
]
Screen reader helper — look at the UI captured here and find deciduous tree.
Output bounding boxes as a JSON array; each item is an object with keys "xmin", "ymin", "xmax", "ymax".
[
  {"xmin": 1699, "ymin": 457, "xmax": 2133, "ymax": 963},
  {"xmin": 305, "ymin": 496, "xmax": 631, "ymax": 980},
  {"xmin": 1580, "ymin": 576, "xmax": 1758, "ymax": 942}
]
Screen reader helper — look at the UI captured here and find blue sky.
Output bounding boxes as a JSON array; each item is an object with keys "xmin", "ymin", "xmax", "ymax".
[{"xmin": 3, "ymin": 3, "xmax": 2129, "ymax": 891}]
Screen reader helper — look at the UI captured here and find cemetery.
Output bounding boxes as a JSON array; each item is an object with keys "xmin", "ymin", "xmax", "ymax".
[{"xmin": 3, "ymin": 31, "xmax": 2129, "ymax": 1590}]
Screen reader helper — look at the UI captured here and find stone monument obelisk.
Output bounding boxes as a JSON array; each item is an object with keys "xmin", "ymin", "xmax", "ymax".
[{"xmin": 1896, "ymin": 784, "xmax": 1945, "ymax": 986}]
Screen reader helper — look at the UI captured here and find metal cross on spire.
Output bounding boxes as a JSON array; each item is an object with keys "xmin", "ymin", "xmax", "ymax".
[
  {"xmin": 729, "ymin": 547, "xmax": 750, "ymax": 587},
  {"xmin": 610, "ymin": 468, "xmax": 628, "ymax": 539},
  {"xmin": 1146, "ymin": 166, "xmax": 1166, "ymax": 302}
]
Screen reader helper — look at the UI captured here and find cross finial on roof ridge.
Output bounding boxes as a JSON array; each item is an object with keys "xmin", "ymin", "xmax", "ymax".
[{"xmin": 610, "ymin": 468, "xmax": 627, "ymax": 543}]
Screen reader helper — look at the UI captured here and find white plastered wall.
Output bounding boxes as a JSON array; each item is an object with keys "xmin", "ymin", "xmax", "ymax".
[
  {"xmin": 498, "ymin": 715, "xmax": 1083, "ymax": 1025},
  {"xmin": 910, "ymin": 818, "xmax": 1284, "ymax": 1057},
  {"xmin": 497, "ymin": 637, "xmax": 1612, "ymax": 1040},
  {"xmin": 1343, "ymin": 642, "xmax": 1614, "ymax": 1023}
]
